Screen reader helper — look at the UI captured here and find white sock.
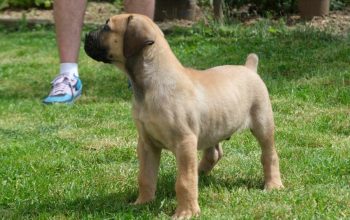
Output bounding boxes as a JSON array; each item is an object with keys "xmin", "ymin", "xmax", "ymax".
[{"xmin": 59, "ymin": 63, "xmax": 79, "ymax": 78}]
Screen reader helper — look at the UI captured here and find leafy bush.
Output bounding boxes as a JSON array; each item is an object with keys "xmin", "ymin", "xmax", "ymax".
[
  {"xmin": 1, "ymin": 0, "xmax": 349, "ymax": 13},
  {"xmin": 331, "ymin": 0, "xmax": 348, "ymax": 10},
  {"xmin": 0, "ymin": 0, "xmax": 53, "ymax": 10},
  {"xmin": 0, "ymin": 0, "xmax": 120, "ymax": 10},
  {"xmin": 224, "ymin": 0, "xmax": 295, "ymax": 15},
  {"xmin": 221, "ymin": 0, "xmax": 349, "ymax": 18}
]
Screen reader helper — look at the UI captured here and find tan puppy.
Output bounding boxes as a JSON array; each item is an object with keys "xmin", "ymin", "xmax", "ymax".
[{"xmin": 85, "ymin": 14, "xmax": 283, "ymax": 219}]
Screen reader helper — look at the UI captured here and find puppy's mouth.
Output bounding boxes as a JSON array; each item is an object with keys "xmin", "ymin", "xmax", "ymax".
[{"xmin": 84, "ymin": 30, "xmax": 111, "ymax": 64}]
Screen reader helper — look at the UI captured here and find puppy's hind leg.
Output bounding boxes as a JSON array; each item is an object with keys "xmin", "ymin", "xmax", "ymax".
[
  {"xmin": 198, "ymin": 144, "xmax": 223, "ymax": 175},
  {"xmin": 251, "ymin": 108, "xmax": 284, "ymax": 190}
]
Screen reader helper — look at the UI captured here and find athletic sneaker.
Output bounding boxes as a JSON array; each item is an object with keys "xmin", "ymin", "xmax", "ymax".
[{"xmin": 43, "ymin": 73, "xmax": 82, "ymax": 104}]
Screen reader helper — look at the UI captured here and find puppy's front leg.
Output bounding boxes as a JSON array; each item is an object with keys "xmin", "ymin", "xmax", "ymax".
[
  {"xmin": 173, "ymin": 135, "xmax": 200, "ymax": 219},
  {"xmin": 134, "ymin": 137, "xmax": 162, "ymax": 205}
]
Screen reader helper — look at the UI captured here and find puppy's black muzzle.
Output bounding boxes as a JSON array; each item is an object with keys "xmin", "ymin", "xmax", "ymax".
[{"xmin": 84, "ymin": 28, "xmax": 111, "ymax": 63}]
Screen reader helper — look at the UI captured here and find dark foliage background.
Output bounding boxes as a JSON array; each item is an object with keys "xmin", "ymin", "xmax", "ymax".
[{"xmin": 0, "ymin": 0, "xmax": 349, "ymax": 16}]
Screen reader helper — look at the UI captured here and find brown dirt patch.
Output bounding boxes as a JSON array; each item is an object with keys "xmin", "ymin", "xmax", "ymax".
[
  {"xmin": 0, "ymin": 2, "xmax": 120, "ymax": 25},
  {"xmin": 287, "ymin": 7, "xmax": 350, "ymax": 36}
]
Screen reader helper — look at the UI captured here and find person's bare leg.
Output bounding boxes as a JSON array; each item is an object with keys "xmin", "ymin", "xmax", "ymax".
[
  {"xmin": 54, "ymin": 0, "xmax": 87, "ymax": 63},
  {"xmin": 43, "ymin": 0, "xmax": 86, "ymax": 104},
  {"xmin": 124, "ymin": 0, "xmax": 155, "ymax": 19},
  {"xmin": 54, "ymin": 0, "xmax": 154, "ymax": 64}
]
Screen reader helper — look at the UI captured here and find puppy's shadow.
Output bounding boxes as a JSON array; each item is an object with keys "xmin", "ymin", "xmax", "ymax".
[
  {"xmin": 20, "ymin": 189, "xmax": 166, "ymax": 218},
  {"xmin": 199, "ymin": 173, "xmax": 264, "ymax": 190},
  {"xmin": 19, "ymin": 173, "xmax": 176, "ymax": 218},
  {"xmin": 19, "ymin": 171, "xmax": 262, "ymax": 218}
]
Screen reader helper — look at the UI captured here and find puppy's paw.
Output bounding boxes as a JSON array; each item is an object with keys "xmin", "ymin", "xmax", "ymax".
[
  {"xmin": 172, "ymin": 206, "xmax": 200, "ymax": 220},
  {"xmin": 264, "ymin": 181, "xmax": 284, "ymax": 191}
]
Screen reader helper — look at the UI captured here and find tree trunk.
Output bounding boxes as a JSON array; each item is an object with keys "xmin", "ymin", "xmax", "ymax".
[
  {"xmin": 213, "ymin": 0, "xmax": 224, "ymax": 22},
  {"xmin": 155, "ymin": 0, "xmax": 198, "ymax": 21},
  {"xmin": 298, "ymin": 0, "xmax": 330, "ymax": 20}
]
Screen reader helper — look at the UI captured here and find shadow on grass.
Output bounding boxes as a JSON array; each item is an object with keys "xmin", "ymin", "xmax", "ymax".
[
  {"xmin": 17, "ymin": 171, "xmax": 262, "ymax": 218},
  {"xmin": 18, "ymin": 174, "xmax": 174, "ymax": 218},
  {"xmin": 199, "ymin": 173, "xmax": 264, "ymax": 190},
  {"xmin": 19, "ymin": 191, "xmax": 141, "ymax": 218}
]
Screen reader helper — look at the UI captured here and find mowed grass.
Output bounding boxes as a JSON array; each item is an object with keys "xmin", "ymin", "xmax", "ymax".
[{"xmin": 0, "ymin": 20, "xmax": 349, "ymax": 219}]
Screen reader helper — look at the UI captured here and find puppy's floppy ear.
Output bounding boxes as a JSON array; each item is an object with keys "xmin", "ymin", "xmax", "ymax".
[{"xmin": 123, "ymin": 15, "xmax": 155, "ymax": 58}]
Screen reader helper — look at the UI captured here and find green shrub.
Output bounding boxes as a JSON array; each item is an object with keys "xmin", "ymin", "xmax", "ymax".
[
  {"xmin": 197, "ymin": 0, "xmax": 350, "ymax": 24},
  {"xmin": 1, "ymin": 0, "xmax": 349, "ymax": 12},
  {"xmin": 0, "ymin": 0, "xmax": 53, "ymax": 10},
  {"xmin": 222, "ymin": 0, "xmax": 349, "ymax": 18},
  {"xmin": 224, "ymin": 0, "xmax": 296, "ymax": 15},
  {"xmin": 0, "ymin": 0, "xmax": 120, "ymax": 10},
  {"xmin": 331, "ymin": 0, "xmax": 348, "ymax": 10}
]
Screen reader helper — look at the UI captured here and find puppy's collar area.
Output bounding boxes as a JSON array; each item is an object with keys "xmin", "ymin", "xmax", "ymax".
[{"xmin": 125, "ymin": 55, "xmax": 143, "ymax": 100}]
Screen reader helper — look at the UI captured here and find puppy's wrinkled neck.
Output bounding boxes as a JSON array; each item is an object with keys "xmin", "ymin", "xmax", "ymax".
[
  {"xmin": 125, "ymin": 41, "xmax": 186, "ymax": 103},
  {"xmin": 125, "ymin": 53, "xmax": 149, "ymax": 102}
]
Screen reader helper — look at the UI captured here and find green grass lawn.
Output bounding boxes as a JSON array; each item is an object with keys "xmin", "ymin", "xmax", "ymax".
[{"xmin": 0, "ymin": 21, "xmax": 349, "ymax": 219}]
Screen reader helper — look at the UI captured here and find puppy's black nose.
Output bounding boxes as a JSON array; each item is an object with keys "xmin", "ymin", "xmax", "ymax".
[{"xmin": 84, "ymin": 31, "xmax": 111, "ymax": 63}]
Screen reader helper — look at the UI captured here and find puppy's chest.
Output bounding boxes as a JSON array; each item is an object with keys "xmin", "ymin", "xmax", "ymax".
[{"xmin": 134, "ymin": 107, "xmax": 175, "ymax": 149}]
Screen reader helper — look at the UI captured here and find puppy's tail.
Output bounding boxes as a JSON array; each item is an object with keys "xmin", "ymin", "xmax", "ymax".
[{"xmin": 245, "ymin": 53, "xmax": 259, "ymax": 73}]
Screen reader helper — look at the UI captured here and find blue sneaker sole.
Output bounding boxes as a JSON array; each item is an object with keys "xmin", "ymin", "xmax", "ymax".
[{"xmin": 43, "ymin": 89, "xmax": 82, "ymax": 104}]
